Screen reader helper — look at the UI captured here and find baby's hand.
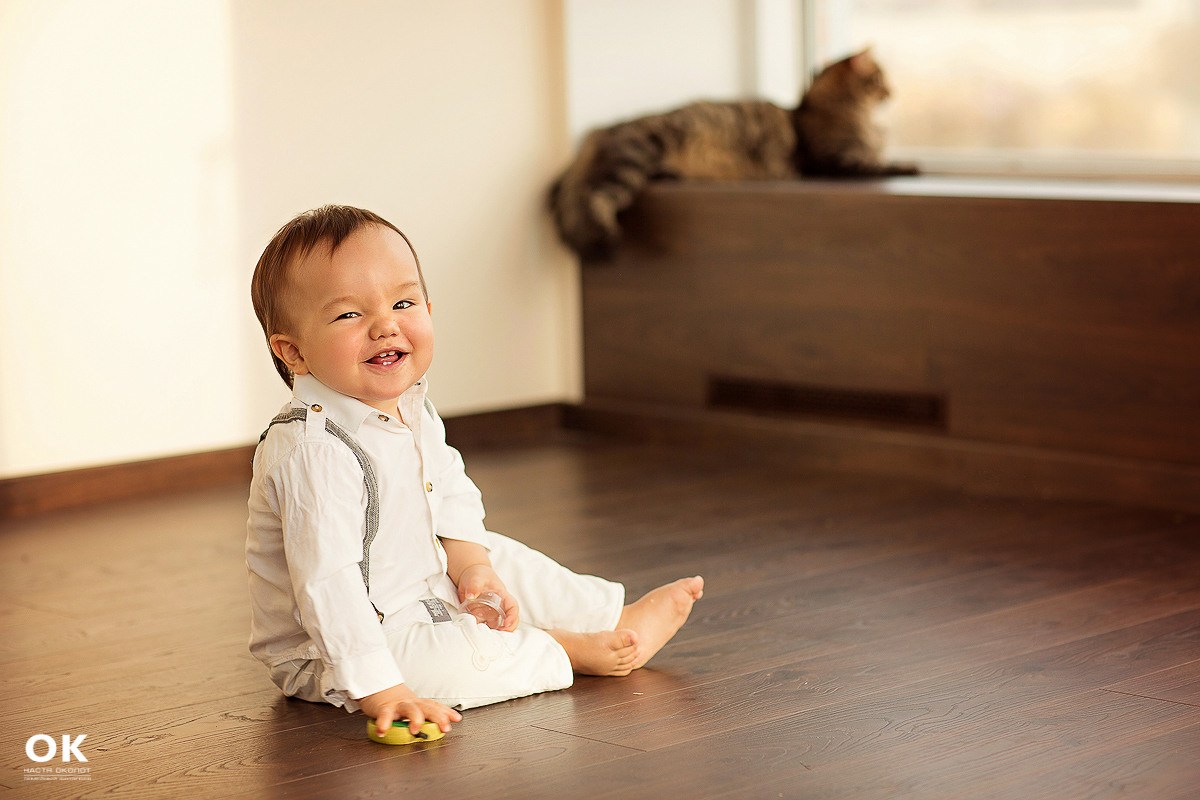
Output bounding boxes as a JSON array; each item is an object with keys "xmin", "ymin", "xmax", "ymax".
[
  {"xmin": 358, "ymin": 684, "xmax": 461, "ymax": 737},
  {"xmin": 457, "ymin": 564, "xmax": 520, "ymax": 632}
]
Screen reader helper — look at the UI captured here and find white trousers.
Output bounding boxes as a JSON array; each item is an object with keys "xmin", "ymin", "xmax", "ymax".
[
  {"xmin": 273, "ymin": 532, "xmax": 625, "ymax": 711},
  {"xmin": 391, "ymin": 531, "xmax": 625, "ymax": 710}
]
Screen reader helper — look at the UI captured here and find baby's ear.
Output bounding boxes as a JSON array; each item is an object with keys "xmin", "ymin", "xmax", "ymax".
[{"xmin": 270, "ymin": 333, "xmax": 309, "ymax": 376}]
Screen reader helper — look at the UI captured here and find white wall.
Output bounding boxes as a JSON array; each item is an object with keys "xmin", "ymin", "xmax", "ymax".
[
  {"xmin": 563, "ymin": 0, "xmax": 804, "ymax": 140},
  {"xmin": 0, "ymin": 0, "xmax": 806, "ymax": 480},
  {"xmin": 0, "ymin": 0, "xmax": 577, "ymax": 478},
  {"xmin": 229, "ymin": 0, "xmax": 579, "ymax": 424}
]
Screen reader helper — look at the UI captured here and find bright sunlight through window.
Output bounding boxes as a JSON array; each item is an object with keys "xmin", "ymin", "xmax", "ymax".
[{"xmin": 811, "ymin": 0, "xmax": 1200, "ymax": 176}]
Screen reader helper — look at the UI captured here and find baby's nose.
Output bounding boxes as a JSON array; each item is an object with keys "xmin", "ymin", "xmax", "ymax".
[{"xmin": 369, "ymin": 316, "xmax": 401, "ymax": 339}]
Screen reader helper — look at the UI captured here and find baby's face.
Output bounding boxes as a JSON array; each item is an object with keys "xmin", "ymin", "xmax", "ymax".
[{"xmin": 270, "ymin": 224, "xmax": 433, "ymax": 416}]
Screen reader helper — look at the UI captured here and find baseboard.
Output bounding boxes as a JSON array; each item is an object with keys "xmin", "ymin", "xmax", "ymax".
[
  {"xmin": 0, "ymin": 446, "xmax": 260, "ymax": 520},
  {"xmin": 0, "ymin": 403, "xmax": 569, "ymax": 521},
  {"xmin": 566, "ymin": 399, "xmax": 1200, "ymax": 515},
  {"xmin": 442, "ymin": 403, "xmax": 568, "ymax": 449}
]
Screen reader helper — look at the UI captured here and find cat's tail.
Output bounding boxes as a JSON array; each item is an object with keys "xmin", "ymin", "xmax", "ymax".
[{"xmin": 549, "ymin": 126, "xmax": 661, "ymax": 260}]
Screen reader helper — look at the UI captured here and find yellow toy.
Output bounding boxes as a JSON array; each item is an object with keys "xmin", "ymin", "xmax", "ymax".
[{"xmin": 366, "ymin": 719, "xmax": 446, "ymax": 745}]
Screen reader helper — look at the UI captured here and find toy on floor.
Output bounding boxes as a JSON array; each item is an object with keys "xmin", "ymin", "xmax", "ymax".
[{"xmin": 366, "ymin": 719, "xmax": 446, "ymax": 745}]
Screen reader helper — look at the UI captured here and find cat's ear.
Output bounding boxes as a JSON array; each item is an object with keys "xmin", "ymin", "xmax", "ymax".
[{"xmin": 849, "ymin": 46, "xmax": 876, "ymax": 75}]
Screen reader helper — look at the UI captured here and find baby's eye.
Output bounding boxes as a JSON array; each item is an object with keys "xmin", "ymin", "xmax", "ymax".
[
  {"xmin": 334, "ymin": 311, "xmax": 360, "ymax": 321},
  {"xmin": 394, "ymin": 300, "xmax": 415, "ymax": 310}
]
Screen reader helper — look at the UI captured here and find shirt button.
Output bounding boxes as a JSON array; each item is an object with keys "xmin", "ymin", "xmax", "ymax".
[
  {"xmin": 426, "ymin": 482, "xmax": 433, "ymax": 493},
  {"xmin": 378, "ymin": 414, "xmax": 389, "ymax": 422},
  {"xmin": 311, "ymin": 404, "xmax": 323, "ymax": 412}
]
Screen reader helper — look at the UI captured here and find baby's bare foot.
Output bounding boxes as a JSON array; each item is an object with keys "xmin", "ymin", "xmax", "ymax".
[
  {"xmin": 550, "ymin": 629, "xmax": 640, "ymax": 677},
  {"xmin": 618, "ymin": 576, "xmax": 704, "ymax": 669}
]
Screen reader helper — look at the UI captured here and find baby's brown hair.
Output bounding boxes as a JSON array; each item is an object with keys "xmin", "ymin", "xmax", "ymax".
[{"xmin": 251, "ymin": 205, "xmax": 427, "ymax": 388}]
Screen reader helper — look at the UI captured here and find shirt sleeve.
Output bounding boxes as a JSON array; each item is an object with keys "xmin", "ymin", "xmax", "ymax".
[
  {"xmin": 268, "ymin": 440, "xmax": 405, "ymax": 699},
  {"xmin": 424, "ymin": 398, "xmax": 489, "ymax": 547}
]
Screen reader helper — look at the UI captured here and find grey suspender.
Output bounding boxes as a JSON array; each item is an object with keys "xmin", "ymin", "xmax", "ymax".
[{"xmin": 260, "ymin": 408, "xmax": 383, "ymax": 618}]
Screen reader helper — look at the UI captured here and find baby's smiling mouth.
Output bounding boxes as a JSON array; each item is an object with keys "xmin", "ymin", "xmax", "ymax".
[{"xmin": 365, "ymin": 350, "xmax": 406, "ymax": 366}]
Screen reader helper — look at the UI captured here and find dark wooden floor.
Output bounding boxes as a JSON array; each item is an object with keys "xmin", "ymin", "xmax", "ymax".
[{"xmin": 3, "ymin": 434, "xmax": 1198, "ymax": 798}]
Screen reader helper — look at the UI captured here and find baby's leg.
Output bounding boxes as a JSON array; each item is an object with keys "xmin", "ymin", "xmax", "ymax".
[
  {"xmin": 618, "ymin": 576, "xmax": 704, "ymax": 669},
  {"xmin": 484, "ymin": 532, "xmax": 625, "ymax": 632},
  {"xmin": 386, "ymin": 617, "xmax": 575, "ymax": 711},
  {"xmin": 548, "ymin": 629, "xmax": 639, "ymax": 677},
  {"xmin": 542, "ymin": 576, "xmax": 706, "ymax": 675},
  {"xmin": 484, "ymin": 532, "xmax": 703, "ymax": 672}
]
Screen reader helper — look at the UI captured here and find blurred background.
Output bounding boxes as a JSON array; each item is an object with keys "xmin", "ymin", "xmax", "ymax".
[
  {"xmin": 1, "ymin": 0, "xmax": 1196, "ymax": 480},
  {"xmin": 813, "ymin": 0, "xmax": 1200, "ymax": 175}
]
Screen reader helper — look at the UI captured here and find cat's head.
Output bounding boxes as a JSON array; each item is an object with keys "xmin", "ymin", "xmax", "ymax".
[{"xmin": 806, "ymin": 48, "xmax": 892, "ymax": 106}]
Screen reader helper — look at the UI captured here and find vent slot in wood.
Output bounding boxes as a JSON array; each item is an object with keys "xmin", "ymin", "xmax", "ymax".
[{"xmin": 708, "ymin": 377, "xmax": 947, "ymax": 430}]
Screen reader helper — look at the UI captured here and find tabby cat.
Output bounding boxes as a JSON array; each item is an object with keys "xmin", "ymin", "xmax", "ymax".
[{"xmin": 549, "ymin": 49, "xmax": 917, "ymax": 258}]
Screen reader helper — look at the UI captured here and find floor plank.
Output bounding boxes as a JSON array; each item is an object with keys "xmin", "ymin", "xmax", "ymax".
[
  {"xmin": 2, "ymin": 437, "xmax": 1197, "ymax": 798},
  {"xmin": 1104, "ymin": 659, "xmax": 1200, "ymax": 708}
]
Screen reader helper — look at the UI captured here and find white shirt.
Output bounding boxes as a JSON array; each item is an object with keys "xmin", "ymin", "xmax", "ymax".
[{"xmin": 245, "ymin": 373, "xmax": 489, "ymax": 704}]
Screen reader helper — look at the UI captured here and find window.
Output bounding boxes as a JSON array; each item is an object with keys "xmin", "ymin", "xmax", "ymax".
[{"xmin": 808, "ymin": 0, "xmax": 1200, "ymax": 177}]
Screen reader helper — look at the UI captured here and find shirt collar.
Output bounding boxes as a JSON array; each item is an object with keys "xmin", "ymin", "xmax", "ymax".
[{"xmin": 291, "ymin": 373, "xmax": 429, "ymax": 434}]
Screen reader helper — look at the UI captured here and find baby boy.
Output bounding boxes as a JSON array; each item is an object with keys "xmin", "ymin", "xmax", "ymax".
[{"xmin": 245, "ymin": 205, "xmax": 703, "ymax": 737}]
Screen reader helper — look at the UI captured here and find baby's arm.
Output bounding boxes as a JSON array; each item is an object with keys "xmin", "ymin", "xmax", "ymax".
[
  {"xmin": 441, "ymin": 538, "xmax": 520, "ymax": 631},
  {"xmin": 358, "ymin": 683, "xmax": 461, "ymax": 737}
]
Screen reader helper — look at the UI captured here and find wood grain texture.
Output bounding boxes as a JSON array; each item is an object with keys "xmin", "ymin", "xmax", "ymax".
[
  {"xmin": 581, "ymin": 179, "xmax": 1200, "ymax": 511},
  {"xmin": 1106, "ymin": 660, "xmax": 1200, "ymax": 708},
  {"xmin": 568, "ymin": 400, "xmax": 1200, "ymax": 513},
  {"xmin": 2, "ymin": 436, "xmax": 1197, "ymax": 797}
]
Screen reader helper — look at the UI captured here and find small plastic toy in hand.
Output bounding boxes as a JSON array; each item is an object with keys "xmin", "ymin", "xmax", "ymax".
[
  {"xmin": 366, "ymin": 719, "xmax": 446, "ymax": 745},
  {"xmin": 461, "ymin": 591, "xmax": 505, "ymax": 629}
]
